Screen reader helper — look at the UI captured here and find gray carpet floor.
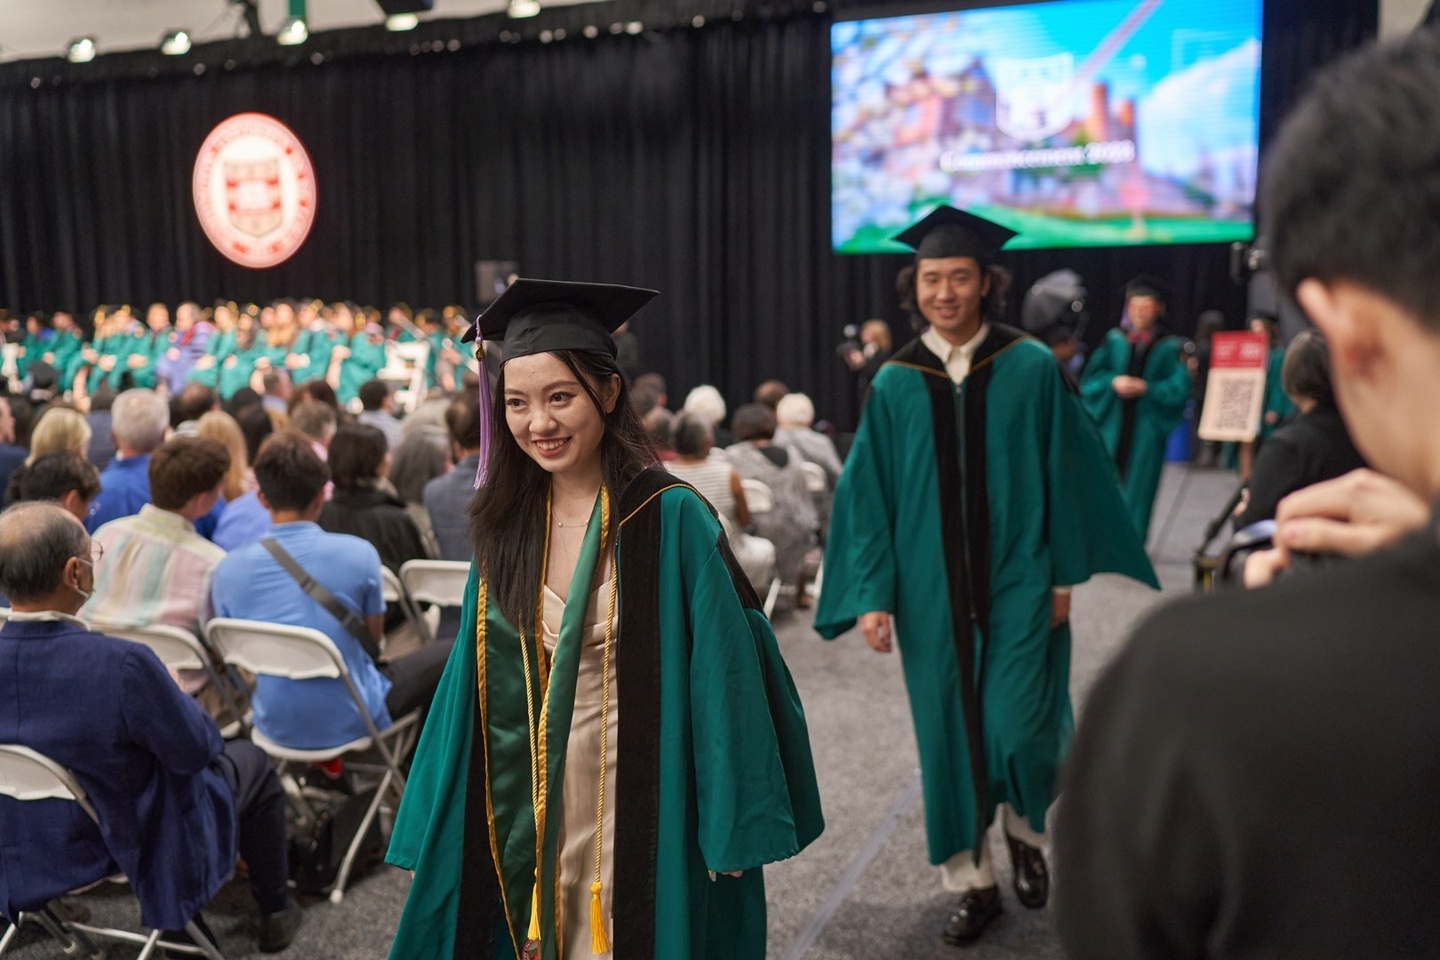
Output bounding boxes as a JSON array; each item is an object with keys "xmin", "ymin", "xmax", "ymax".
[{"xmin": 6, "ymin": 465, "xmax": 1241, "ymax": 960}]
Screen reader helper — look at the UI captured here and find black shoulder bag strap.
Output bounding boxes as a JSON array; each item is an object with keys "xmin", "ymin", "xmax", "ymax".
[{"xmin": 259, "ymin": 537, "xmax": 381, "ymax": 662}]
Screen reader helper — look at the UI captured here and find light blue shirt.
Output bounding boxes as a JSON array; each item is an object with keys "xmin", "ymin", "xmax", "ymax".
[
  {"xmin": 87, "ymin": 454, "xmax": 151, "ymax": 533},
  {"xmin": 211, "ymin": 490, "xmax": 273, "ymax": 553},
  {"xmin": 209, "ymin": 521, "xmax": 390, "ymax": 749}
]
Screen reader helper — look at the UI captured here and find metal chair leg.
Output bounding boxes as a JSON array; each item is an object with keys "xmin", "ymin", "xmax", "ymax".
[
  {"xmin": 185, "ymin": 920, "xmax": 226, "ymax": 960},
  {"xmin": 133, "ymin": 928, "xmax": 163, "ymax": 960},
  {"xmin": 328, "ymin": 769, "xmax": 392, "ymax": 904}
]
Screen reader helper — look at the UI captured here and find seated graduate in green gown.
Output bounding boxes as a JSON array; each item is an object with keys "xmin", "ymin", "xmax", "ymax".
[
  {"xmin": 815, "ymin": 206, "xmax": 1157, "ymax": 947},
  {"xmin": 386, "ymin": 279, "xmax": 823, "ymax": 960},
  {"xmin": 1078, "ymin": 275, "xmax": 1192, "ymax": 540},
  {"xmin": 187, "ymin": 302, "xmax": 238, "ymax": 390},
  {"xmin": 337, "ymin": 321, "xmax": 388, "ymax": 408}
]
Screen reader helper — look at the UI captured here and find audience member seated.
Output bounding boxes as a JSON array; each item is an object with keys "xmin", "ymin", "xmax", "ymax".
[
  {"xmin": 0, "ymin": 502, "xmax": 302, "ymax": 952},
  {"xmin": 201, "ymin": 410, "xmax": 273, "ymax": 552},
  {"xmin": 643, "ymin": 406, "xmax": 678, "ymax": 461},
  {"xmin": 261, "ymin": 368, "xmax": 293, "ymax": 417},
  {"xmin": 683, "ymin": 384, "xmax": 732, "ymax": 447},
  {"xmin": 753, "ymin": 379, "xmax": 789, "ymax": 410},
  {"xmin": 774, "ymin": 392, "xmax": 844, "ymax": 489},
  {"xmin": 727, "ymin": 403, "xmax": 819, "ymax": 607},
  {"xmin": 87, "ymin": 389, "xmax": 170, "ymax": 532},
  {"xmin": 0, "ymin": 396, "xmax": 26, "ymax": 495},
  {"xmin": 11, "ymin": 451, "xmax": 101, "ymax": 520},
  {"xmin": 172, "ymin": 383, "xmax": 220, "ymax": 432},
  {"xmin": 319, "ymin": 424, "xmax": 431, "ymax": 631},
  {"xmin": 629, "ymin": 372, "xmax": 668, "ymax": 417},
  {"xmin": 1236, "ymin": 330, "xmax": 1367, "ymax": 528},
  {"xmin": 389, "ymin": 424, "xmax": 450, "ymax": 559},
  {"xmin": 289, "ymin": 400, "xmax": 337, "ymax": 460},
  {"xmin": 357, "ymin": 379, "xmax": 404, "ymax": 452},
  {"xmin": 290, "ymin": 378, "xmax": 341, "ymax": 414},
  {"xmin": 211, "ymin": 433, "xmax": 451, "ymax": 751},
  {"xmin": 86, "ymin": 385, "xmax": 118, "ymax": 470},
  {"xmin": 666, "ymin": 411, "xmax": 776, "ymax": 593},
  {"xmin": 423, "ymin": 393, "xmax": 482, "ymax": 562}
]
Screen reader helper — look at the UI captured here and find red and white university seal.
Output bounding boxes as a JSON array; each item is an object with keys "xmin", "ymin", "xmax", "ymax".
[{"xmin": 193, "ymin": 113, "xmax": 317, "ymax": 269}]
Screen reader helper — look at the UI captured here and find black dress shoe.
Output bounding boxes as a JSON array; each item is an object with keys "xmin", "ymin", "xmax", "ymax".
[
  {"xmin": 258, "ymin": 900, "xmax": 304, "ymax": 953},
  {"xmin": 941, "ymin": 886, "xmax": 1002, "ymax": 946},
  {"xmin": 1006, "ymin": 834, "xmax": 1049, "ymax": 909}
]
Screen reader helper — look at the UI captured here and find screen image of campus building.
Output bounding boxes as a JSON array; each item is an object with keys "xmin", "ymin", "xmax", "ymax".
[{"xmin": 831, "ymin": 0, "xmax": 1261, "ymax": 252}]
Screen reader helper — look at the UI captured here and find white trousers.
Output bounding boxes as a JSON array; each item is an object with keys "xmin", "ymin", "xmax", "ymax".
[{"xmin": 940, "ymin": 803, "xmax": 1049, "ymax": 893}]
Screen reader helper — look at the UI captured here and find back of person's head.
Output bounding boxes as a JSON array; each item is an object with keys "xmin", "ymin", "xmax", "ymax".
[
  {"xmin": 89, "ymin": 384, "xmax": 117, "ymax": 413},
  {"xmin": 261, "ymin": 368, "xmax": 291, "ymax": 397},
  {"xmin": 683, "ymin": 385, "xmax": 727, "ymax": 427},
  {"xmin": 112, "ymin": 389, "xmax": 170, "ymax": 454},
  {"xmin": 253, "ymin": 431, "xmax": 330, "ymax": 512},
  {"xmin": 224, "ymin": 387, "xmax": 262, "ymax": 420},
  {"xmin": 290, "ymin": 400, "xmax": 338, "ymax": 445},
  {"xmin": 630, "ymin": 380, "xmax": 663, "ymax": 417},
  {"xmin": 358, "ymin": 379, "xmax": 391, "ymax": 413},
  {"xmin": 444, "ymin": 392, "xmax": 482, "ymax": 452},
  {"xmin": 391, "ymin": 425, "xmax": 451, "ymax": 504},
  {"xmin": 0, "ymin": 501, "xmax": 88, "ymax": 603},
  {"xmin": 633, "ymin": 372, "xmax": 667, "ymax": 397},
  {"xmin": 196, "ymin": 410, "xmax": 250, "ymax": 501},
  {"xmin": 235, "ymin": 404, "xmax": 276, "ymax": 465},
  {"xmin": 753, "ymin": 380, "xmax": 789, "ymax": 410},
  {"xmin": 14, "ymin": 451, "xmax": 101, "ymax": 507},
  {"xmin": 291, "ymin": 379, "xmax": 340, "ymax": 412},
  {"xmin": 643, "ymin": 406, "xmax": 676, "ymax": 450},
  {"xmin": 1264, "ymin": 31, "xmax": 1440, "ymax": 337},
  {"xmin": 149, "ymin": 436, "xmax": 230, "ymax": 512},
  {"xmin": 173, "ymin": 383, "xmax": 218, "ymax": 427},
  {"xmin": 8, "ymin": 396, "xmax": 33, "ymax": 448},
  {"xmin": 776, "ymin": 392, "xmax": 816, "ymax": 428},
  {"xmin": 673, "ymin": 411, "xmax": 714, "ymax": 458},
  {"xmin": 731, "ymin": 403, "xmax": 778, "ymax": 443},
  {"xmin": 28, "ymin": 406, "xmax": 92, "ymax": 463},
  {"xmin": 1280, "ymin": 330, "xmax": 1336, "ymax": 409},
  {"xmin": 327, "ymin": 423, "xmax": 388, "ymax": 490}
]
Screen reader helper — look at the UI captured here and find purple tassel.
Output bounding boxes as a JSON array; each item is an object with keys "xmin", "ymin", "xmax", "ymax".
[{"xmin": 474, "ymin": 343, "xmax": 494, "ymax": 489}]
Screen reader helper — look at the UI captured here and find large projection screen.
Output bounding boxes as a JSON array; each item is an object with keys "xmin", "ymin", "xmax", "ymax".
[{"xmin": 832, "ymin": 0, "xmax": 1263, "ymax": 252}]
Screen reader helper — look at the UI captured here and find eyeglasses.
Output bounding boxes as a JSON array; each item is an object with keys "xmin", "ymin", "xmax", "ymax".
[{"xmin": 75, "ymin": 541, "xmax": 104, "ymax": 565}]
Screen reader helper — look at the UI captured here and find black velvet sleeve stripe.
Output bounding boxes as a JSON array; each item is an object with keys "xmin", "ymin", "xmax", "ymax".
[
  {"xmin": 455, "ymin": 689, "xmax": 500, "ymax": 960},
  {"xmin": 612, "ymin": 468, "xmax": 668, "ymax": 960}
]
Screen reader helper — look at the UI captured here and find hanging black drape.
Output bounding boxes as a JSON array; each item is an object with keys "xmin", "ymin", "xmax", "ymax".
[{"xmin": 0, "ymin": 0, "xmax": 1375, "ymax": 426}]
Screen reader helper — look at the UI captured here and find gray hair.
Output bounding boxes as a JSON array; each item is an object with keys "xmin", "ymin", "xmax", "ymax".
[
  {"xmin": 390, "ymin": 425, "xmax": 451, "ymax": 504},
  {"xmin": 111, "ymin": 389, "xmax": 170, "ymax": 453},
  {"xmin": 0, "ymin": 502, "xmax": 87, "ymax": 602},
  {"xmin": 683, "ymin": 385, "xmax": 727, "ymax": 427},
  {"xmin": 775, "ymin": 392, "xmax": 815, "ymax": 428}
]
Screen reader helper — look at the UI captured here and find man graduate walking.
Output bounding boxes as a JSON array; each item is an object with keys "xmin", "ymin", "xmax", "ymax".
[
  {"xmin": 815, "ymin": 206, "xmax": 1156, "ymax": 946},
  {"xmin": 1078, "ymin": 277, "xmax": 1191, "ymax": 541}
]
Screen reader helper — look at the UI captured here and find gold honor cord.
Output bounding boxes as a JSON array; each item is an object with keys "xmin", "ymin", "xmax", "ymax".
[{"xmin": 517, "ymin": 487, "xmax": 618, "ymax": 958}]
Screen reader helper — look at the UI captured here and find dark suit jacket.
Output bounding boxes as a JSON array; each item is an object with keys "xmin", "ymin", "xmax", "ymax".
[
  {"xmin": 0, "ymin": 618, "xmax": 234, "ymax": 929},
  {"xmin": 1238, "ymin": 404, "xmax": 1366, "ymax": 527},
  {"xmin": 423, "ymin": 454, "xmax": 481, "ymax": 562}
]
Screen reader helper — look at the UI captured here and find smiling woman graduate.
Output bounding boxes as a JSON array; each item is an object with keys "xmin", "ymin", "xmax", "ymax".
[{"xmin": 385, "ymin": 279, "xmax": 823, "ymax": 960}]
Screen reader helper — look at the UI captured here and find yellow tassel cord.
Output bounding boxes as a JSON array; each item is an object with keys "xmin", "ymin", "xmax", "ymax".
[{"xmin": 590, "ymin": 489, "xmax": 618, "ymax": 955}]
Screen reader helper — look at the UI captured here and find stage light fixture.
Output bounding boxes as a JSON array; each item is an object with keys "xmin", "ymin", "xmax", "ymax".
[
  {"xmin": 508, "ymin": 0, "xmax": 541, "ymax": 18},
  {"xmin": 66, "ymin": 37, "xmax": 97, "ymax": 63},
  {"xmin": 385, "ymin": 13, "xmax": 420, "ymax": 31},
  {"xmin": 278, "ymin": 17, "xmax": 309, "ymax": 45},
  {"xmin": 161, "ymin": 30, "xmax": 192, "ymax": 55}
]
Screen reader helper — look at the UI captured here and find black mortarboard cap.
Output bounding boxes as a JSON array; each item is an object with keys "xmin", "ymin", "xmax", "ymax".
[
  {"xmin": 1124, "ymin": 274, "xmax": 1170, "ymax": 304},
  {"xmin": 461, "ymin": 279, "xmax": 659, "ymax": 361},
  {"xmin": 892, "ymin": 205, "xmax": 1019, "ymax": 264}
]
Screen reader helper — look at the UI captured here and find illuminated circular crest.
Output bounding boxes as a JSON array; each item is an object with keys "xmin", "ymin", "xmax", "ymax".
[{"xmin": 193, "ymin": 113, "xmax": 317, "ymax": 269}]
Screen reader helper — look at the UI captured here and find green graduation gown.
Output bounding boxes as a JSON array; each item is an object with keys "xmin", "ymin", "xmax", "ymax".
[
  {"xmin": 218, "ymin": 340, "xmax": 266, "ymax": 399},
  {"xmin": 815, "ymin": 327, "xmax": 1156, "ymax": 868},
  {"xmin": 1259, "ymin": 346, "xmax": 1293, "ymax": 440},
  {"xmin": 291, "ymin": 326, "xmax": 339, "ymax": 387},
  {"xmin": 386, "ymin": 469, "xmax": 823, "ymax": 960},
  {"xmin": 338, "ymin": 334, "xmax": 387, "ymax": 406},
  {"xmin": 1079, "ymin": 328, "xmax": 1191, "ymax": 539}
]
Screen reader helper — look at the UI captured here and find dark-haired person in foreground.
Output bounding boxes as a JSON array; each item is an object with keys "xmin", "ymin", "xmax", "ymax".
[
  {"xmin": 9, "ymin": 451, "xmax": 101, "ymax": 520},
  {"xmin": 1056, "ymin": 32, "xmax": 1440, "ymax": 959},
  {"xmin": 0, "ymin": 502, "xmax": 302, "ymax": 952},
  {"xmin": 815, "ymin": 206, "xmax": 1155, "ymax": 946},
  {"xmin": 210, "ymin": 433, "xmax": 449, "ymax": 752},
  {"xmin": 386, "ymin": 280, "xmax": 821, "ymax": 960}
]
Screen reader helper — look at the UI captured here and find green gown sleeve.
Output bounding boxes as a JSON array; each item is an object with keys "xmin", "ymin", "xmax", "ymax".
[
  {"xmin": 812, "ymin": 370, "xmax": 901, "ymax": 639},
  {"xmin": 1078, "ymin": 331, "xmax": 1124, "ymax": 427},
  {"xmin": 1140, "ymin": 340, "xmax": 1191, "ymax": 425}
]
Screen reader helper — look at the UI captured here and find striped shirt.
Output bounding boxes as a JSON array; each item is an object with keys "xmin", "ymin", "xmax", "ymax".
[{"xmin": 82, "ymin": 504, "xmax": 226, "ymax": 634}]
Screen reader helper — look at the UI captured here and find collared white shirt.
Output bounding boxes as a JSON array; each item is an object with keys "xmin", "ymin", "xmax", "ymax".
[
  {"xmin": 4, "ymin": 609, "xmax": 88, "ymax": 627},
  {"xmin": 921, "ymin": 324, "xmax": 990, "ymax": 386}
]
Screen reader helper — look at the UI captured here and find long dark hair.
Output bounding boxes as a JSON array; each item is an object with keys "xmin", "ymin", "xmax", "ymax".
[
  {"xmin": 469, "ymin": 349, "xmax": 655, "ymax": 635},
  {"xmin": 896, "ymin": 262, "xmax": 1012, "ymax": 331}
]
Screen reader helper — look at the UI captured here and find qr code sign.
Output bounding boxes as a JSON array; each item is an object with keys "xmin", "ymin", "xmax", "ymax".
[{"xmin": 1198, "ymin": 369, "xmax": 1265, "ymax": 442}]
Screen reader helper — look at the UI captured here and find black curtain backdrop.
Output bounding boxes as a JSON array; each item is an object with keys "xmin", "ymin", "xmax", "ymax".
[{"xmin": 0, "ymin": 0, "xmax": 1376, "ymax": 426}]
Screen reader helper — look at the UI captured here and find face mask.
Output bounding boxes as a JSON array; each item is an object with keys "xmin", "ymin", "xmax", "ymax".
[{"xmin": 71, "ymin": 558, "xmax": 94, "ymax": 601}]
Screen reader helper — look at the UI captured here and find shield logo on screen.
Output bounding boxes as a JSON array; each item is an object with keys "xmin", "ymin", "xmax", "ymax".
[
  {"xmin": 224, "ymin": 159, "xmax": 283, "ymax": 237},
  {"xmin": 994, "ymin": 54, "xmax": 1075, "ymax": 141}
]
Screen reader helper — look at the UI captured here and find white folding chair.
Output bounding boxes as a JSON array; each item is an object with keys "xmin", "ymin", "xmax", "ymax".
[
  {"xmin": 0, "ymin": 745, "xmax": 225, "ymax": 960},
  {"xmin": 204, "ymin": 618, "xmax": 418, "ymax": 904},
  {"xmin": 378, "ymin": 341, "xmax": 430, "ymax": 414},
  {"xmin": 738, "ymin": 480, "xmax": 783, "ymax": 618},
  {"xmin": 798, "ymin": 460, "xmax": 828, "ymax": 494},
  {"xmin": 103, "ymin": 623, "xmax": 250, "ymax": 738},
  {"xmin": 398, "ymin": 560, "xmax": 470, "ymax": 643},
  {"xmin": 380, "ymin": 566, "xmax": 426, "ymax": 647}
]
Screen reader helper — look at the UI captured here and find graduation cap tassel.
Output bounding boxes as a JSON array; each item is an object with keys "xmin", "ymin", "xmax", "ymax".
[{"xmin": 473, "ymin": 342, "xmax": 493, "ymax": 489}]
